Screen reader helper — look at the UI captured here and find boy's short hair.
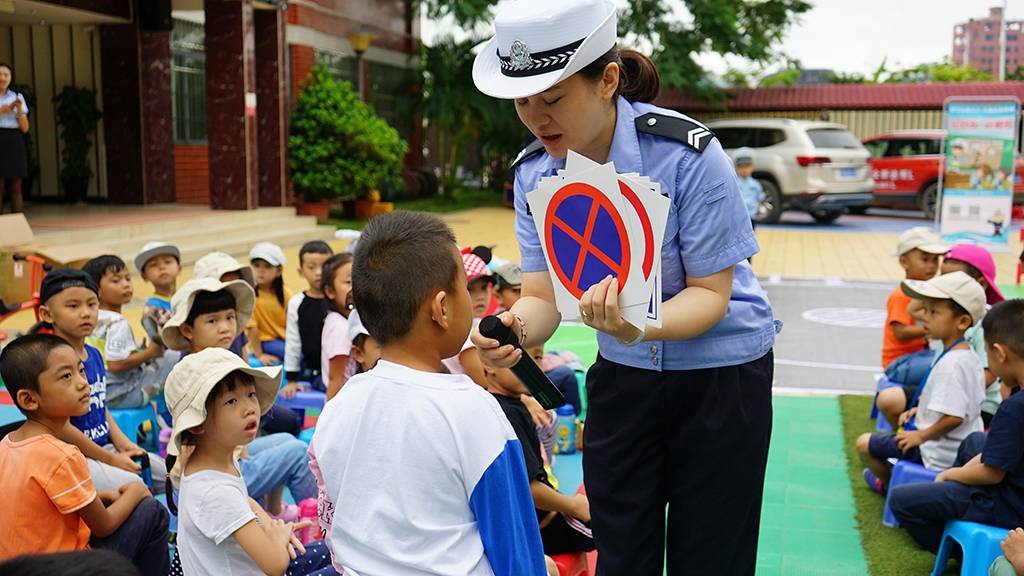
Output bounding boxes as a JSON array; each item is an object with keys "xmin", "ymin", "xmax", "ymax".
[
  {"xmin": 0, "ymin": 334, "xmax": 75, "ymax": 414},
  {"xmin": 0, "ymin": 549, "xmax": 140, "ymax": 576},
  {"xmin": 39, "ymin": 268, "xmax": 99, "ymax": 306},
  {"xmin": 184, "ymin": 289, "xmax": 236, "ymax": 326},
  {"xmin": 983, "ymin": 299, "xmax": 1024, "ymax": 358},
  {"xmin": 352, "ymin": 210, "xmax": 459, "ymax": 347},
  {"xmin": 299, "ymin": 241, "xmax": 333, "ymax": 266},
  {"xmin": 82, "ymin": 255, "xmax": 127, "ymax": 285}
]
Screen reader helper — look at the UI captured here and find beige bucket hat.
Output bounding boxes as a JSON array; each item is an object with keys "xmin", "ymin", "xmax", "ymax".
[
  {"xmin": 161, "ymin": 278, "xmax": 256, "ymax": 351},
  {"xmin": 194, "ymin": 251, "xmax": 255, "ymax": 286},
  {"xmin": 165, "ymin": 347, "xmax": 282, "ymax": 456}
]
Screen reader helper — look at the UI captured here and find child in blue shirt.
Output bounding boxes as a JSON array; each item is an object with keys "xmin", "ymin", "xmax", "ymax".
[
  {"xmin": 135, "ymin": 241, "xmax": 181, "ymax": 328},
  {"xmin": 889, "ymin": 299, "xmax": 1024, "ymax": 555},
  {"xmin": 733, "ymin": 147, "xmax": 765, "ymax": 226},
  {"xmin": 37, "ymin": 268, "xmax": 166, "ymax": 494}
]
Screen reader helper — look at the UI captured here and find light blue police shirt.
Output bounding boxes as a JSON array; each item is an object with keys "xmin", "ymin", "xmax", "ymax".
[
  {"xmin": 514, "ymin": 97, "xmax": 781, "ymax": 371},
  {"xmin": 0, "ymin": 90, "xmax": 27, "ymax": 129}
]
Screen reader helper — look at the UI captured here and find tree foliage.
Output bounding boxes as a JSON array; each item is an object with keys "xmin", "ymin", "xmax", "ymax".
[
  {"xmin": 289, "ymin": 63, "xmax": 408, "ymax": 201},
  {"xmin": 413, "ymin": 0, "xmax": 812, "ymax": 90}
]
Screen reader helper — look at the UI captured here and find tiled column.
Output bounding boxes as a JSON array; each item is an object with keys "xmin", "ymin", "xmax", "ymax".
[
  {"xmin": 205, "ymin": 0, "xmax": 258, "ymax": 210},
  {"xmin": 99, "ymin": 25, "xmax": 175, "ymax": 204},
  {"xmin": 255, "ymin": 8, "xmax": 289, "ymax": 207}
]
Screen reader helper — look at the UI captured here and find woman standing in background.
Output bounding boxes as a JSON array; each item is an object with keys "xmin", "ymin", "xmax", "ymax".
[{"xmin": 0, "ymin": 62, "xmax": 29, "ymax": 213}]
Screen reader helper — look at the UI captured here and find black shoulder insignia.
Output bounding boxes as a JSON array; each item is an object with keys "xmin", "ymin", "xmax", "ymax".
[
  {"xmin": 510, "ymin": 139, "xmax": 546, "ymax": 171},
  {"xmin": 635, "ymin": 113, "xmax": 714, "ymax": 153}
]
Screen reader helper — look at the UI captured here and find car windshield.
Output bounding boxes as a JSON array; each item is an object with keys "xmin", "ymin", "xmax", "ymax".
[{"xmin": 807, "ymin": 129, "xmax": 863, "ymax": 149}]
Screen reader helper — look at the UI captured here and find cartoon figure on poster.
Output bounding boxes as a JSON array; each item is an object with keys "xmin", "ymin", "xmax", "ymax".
[{"xmin": 940, "ymin": 100, "xmax": 1018, "ymax": 246}]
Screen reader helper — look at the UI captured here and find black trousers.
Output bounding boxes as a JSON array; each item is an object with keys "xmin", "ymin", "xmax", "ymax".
[{"xmin": 583, "ymin": 350, "xmax": 774, "ymax": 576}]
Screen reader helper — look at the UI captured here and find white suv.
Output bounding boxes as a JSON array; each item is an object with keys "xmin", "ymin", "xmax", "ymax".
[{"xmin": 706, "ymin": 118, "xmax": 875, "ymax": 223}]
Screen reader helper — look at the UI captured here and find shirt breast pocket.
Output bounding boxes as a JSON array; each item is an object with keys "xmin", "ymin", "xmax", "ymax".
[{"xmin": 703, "ymin": 178, "xmax": 728, "ymax": 204}]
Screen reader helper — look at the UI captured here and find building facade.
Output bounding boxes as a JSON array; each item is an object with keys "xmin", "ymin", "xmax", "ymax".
[
  {"xmin": 953, "ymin": 7, "xmax": 1024, "ymax": 74},
  {"xmin": 0, "ymin": 0, "xmax": 421, "ymax": 208}
]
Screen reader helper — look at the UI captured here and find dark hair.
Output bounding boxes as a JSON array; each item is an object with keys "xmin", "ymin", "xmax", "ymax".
[
  {"xmin": 0, "ymin": 62, "xmax": 11, "ymax": 75},
  {"xmin": 184, "ymin": 289, "xmax": 236, "ymax": 327},
  {"xmin": 320, "ymin": 253, "xmax": 354, "ymax": 313},
  {"xmin": 165, "ymin": 370, "xmax": 255, "ymax": 512},
  {"xmin": 81, "ymin": 255, "xmax": 127, "ymax": 285},
  {"xmin": 352, "ymin": 210, "xmax": 459, "ymax": 347},
  {"xmin": 578, "ymin": 47, "xmax": 660, "ymax": 104},
  {"xmin": 983, "ymin": 299, "xmax": 1024, "ymax": 358},
  {"xmin": 0, "ymin": 334, "xmax": 75, "ymax": 415},
  {"xmin": 299, "ymin": 241, "xmax": 333, "ymax": 267},
  {"xmin": 251, "ymin": 258, "xmax": 286, "ymax": 306},
  {"xmin": 0, "ymin": 549, "xmax": 140, "ymax": 576},
  {"xmin": 943, "ymin": 258, "xmax": 984, "ymax": 281}
]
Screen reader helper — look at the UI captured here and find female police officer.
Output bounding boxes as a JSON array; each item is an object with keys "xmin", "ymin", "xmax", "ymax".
[{"xmin": 470, "ymin": 1, "xmax": 781, "ymax": 574}]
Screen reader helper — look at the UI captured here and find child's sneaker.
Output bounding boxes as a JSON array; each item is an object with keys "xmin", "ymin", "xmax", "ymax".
[
  {"xmin": 863, "ymin": 468, "xmax": 886, "ymax": 495},
  {"xmin": 267, "ymin": 503, "xmax": 300, "ymax": 522}
]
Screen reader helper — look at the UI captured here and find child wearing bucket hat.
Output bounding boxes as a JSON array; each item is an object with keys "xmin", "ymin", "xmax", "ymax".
[
  {"xmin": 471, "ymin": 0, "xmax": 778, "ymax": 573},
  {"xmin": 163, "ymin": 277, "xmax": 314, "ymax": 518},
  {"xmin": 247, "ymin": 242, "xmax": 292, "ymax": 368},
  {"xmin": 193, "ymin": 252, "xmax": 257, "ymax": 360},
  {"xmin": 163, "ymin": 348, "xmax": 336, "ymax": 576},
  {"xmin": 857, "ymin": 271, "xmax": 986, "ymax": 493}
]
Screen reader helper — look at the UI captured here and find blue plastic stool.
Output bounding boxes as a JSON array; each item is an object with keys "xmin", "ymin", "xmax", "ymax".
[
  {"xmin": 276, "ymin": 389, "xmax": 326, "ymax": 420},
  {"xmin": 110, "ymin": 405, "xmax": 158, "ymax": 452},
  {"xmin": 870, "ymin": 375, "xmax": 903, "ymax": 433},
  {"xmin": 299, "ymin": 427, "xmax": 315, "ymax": 445},
  {"xmin": 932, "ymin": 520, "xmax": 1009, "ymax": 576},
  {"xmin": 883, "ymin": 460, "xmax": 939, "ymax": 527}
]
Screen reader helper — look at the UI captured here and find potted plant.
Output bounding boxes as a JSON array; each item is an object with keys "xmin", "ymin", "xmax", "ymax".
[
  {"xmin": 289, "ymin": 62, "xmax": 408, "ymax": 221},
  {"xmin": 53, "ymin": 85, "xmax": 102, "ymax": 203}
]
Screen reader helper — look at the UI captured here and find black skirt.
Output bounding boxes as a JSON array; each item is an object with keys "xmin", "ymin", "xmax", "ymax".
[{"xmin": 0, "ymin": 127, "xmax": 28, "ymax": 179}]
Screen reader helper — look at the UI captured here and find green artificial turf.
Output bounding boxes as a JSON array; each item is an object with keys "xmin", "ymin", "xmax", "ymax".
[{"xmin": 838, "ymin": 395, "xmax": 956, "ymax": 576}]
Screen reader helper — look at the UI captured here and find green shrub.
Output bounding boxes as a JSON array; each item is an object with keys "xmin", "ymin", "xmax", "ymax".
[{"xmin": 289, "ymin": 62, "xmax": 408, "ymax": 201}]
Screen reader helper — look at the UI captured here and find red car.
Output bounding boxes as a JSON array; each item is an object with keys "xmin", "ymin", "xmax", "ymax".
[{"xmin": 861, "ymin": 130, "xmax": 1024, "ymax": 219}]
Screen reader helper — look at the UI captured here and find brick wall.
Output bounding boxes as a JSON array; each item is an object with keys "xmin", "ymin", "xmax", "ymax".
[
  {"xmin": 292, "ymin": 44, "xmax": 316, "ymax": 101},
  {"xmin": 174, "ymin": 145, "xmax": 210, "ymax": 205}
]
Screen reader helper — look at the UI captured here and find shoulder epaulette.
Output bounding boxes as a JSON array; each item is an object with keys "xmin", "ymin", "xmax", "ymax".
[
  {"xmin": 635, "ymin": 113, "xmax": 714, "ymax": 153},
  {"xmin": 510, "ymin": 139, "xmax": 546, "ymax": 171}
]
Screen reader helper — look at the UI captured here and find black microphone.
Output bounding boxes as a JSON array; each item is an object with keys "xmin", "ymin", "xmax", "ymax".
[{"xmin": 479, "ymin": 315, "xmax": 567, "ymax": 410}]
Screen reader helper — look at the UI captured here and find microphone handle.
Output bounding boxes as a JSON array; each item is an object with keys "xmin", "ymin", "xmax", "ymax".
[{"xmin": 479, "ymin": 315, "xmax": 567, "ymax": 410}]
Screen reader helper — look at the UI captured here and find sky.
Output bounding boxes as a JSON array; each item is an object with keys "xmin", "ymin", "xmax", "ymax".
[{"xmin": 421, "ymin": 0, "xmax": 1021, "ymax": 78}]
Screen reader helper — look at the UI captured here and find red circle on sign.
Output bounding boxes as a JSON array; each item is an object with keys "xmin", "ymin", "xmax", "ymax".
[
  {"xmin": 618, "ymin": 180, "xmax": 656, "ymax": 280},
  {"xmin": 544, "ymin": 182, "xmax": 630, "ymax": 299}
]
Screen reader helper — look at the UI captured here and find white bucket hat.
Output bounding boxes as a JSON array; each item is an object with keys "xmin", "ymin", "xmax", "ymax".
[
  {"xmin": 162, "ymin": 277, "xmax": 256, "ymax": 351},
  {"xmin": 194, "ymin": 251, "xmax": 255, "ymax": 286},
  {"xmin": 164, "ymin": 347, "xmax": 282, "ymax": 456},
  {"xmin": 472, "ymin": 0, "xmax": 617, "ymax": 99},
  {"xmin": 901, "ymin": 271, "xmax": 987, "ymax": 326}
]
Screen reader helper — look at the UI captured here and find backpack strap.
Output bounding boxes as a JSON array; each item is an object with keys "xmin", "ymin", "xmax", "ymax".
[{"xmin": 634, "ymin": 113, "xmax": 714, "ymax": 154}]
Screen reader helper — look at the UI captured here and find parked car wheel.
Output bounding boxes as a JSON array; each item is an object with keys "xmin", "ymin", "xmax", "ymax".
[
  {"xmin": 848, "ymin": 206, "xmax": 868, "ymax": 215},
  {"xmin": 919, "ymin": 182, "xmax": 938, "ymax": 220},
  {"xmin": 757, "ymin": 179, "xmax": 783, "ymax": 224},
  {"xmin": 810, "ymin": 209, "xmax": 844, "ymax": 223}
]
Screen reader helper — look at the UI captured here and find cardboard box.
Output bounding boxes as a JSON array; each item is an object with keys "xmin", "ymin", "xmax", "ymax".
[{"xmin": 0, "ymin": 213, "xmax": 108, "ymax": 308}]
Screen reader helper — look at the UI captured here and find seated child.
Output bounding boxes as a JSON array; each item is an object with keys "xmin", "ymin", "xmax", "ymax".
[
  {"xmin": 310, "ymin": 210, "xmax": 546, "ymax": 575},
  {"xmin": 889, "ymin": 299, "xmax": 1024, "ymax": 554},
  {"xmin": 347, "ymin": 309, "xmax": 380, "ymax": 375},
  {"xmin": 320, "ymin": 254, "xmax": 354, "ymax": 400},
  {"xmin": 441, "ymin": 251, "xmax": 493, "ymax": 387},
  {"xmin": 164, "ymin": 348, "xmax": 335, "ymax": 576},
  {"xmin": 135, "ymin": 241, "xmax": 181, "ymax": 329},
  {"xmin": 247, "ymin": 242, "xmax": 292, "ymax": 367},
  {"xmin": 857, "ymin": 271, "xmax": 987, "ymax": 492},
  {"xmin": 36, "ymin": 269, "xmax": 167, "ymax": 494},
  {"xmin": 82, "ymin": 255, "xmax": 179, "ymax": 409},
  {"xmin": 483, "ymin": 360, "xmax": 595, "ymax": 556},
  {"xmin": 193, "ymin": 251, "xmax": 255, "ymax": 359},
  {"xmin": 283, "ymin": 241, "xmax": 333, "ymax": 396},
  {"xmin": 0, "ymin": 334, "xmax": 169, "ymax": 574},
  {"xmin": 162, "ymin": 277, "xmax": 317, "ymax": 521},
  {"xmin": 876, "ymin": 226, "xmax": 947, "ymax": 428},
  {"xmin": 491, "ymin": 261, "xmax": 523, "ymax": 313}
]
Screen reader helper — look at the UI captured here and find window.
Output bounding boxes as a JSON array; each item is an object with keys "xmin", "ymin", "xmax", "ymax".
[
  {"xmin": 369, "ymin": 62, "xmax": 414, "ymax": 140},
  {"xmin": 752, "ymin": 128, "xmax": 786, "ymax": 147},
  {"xmin": 314, "ymin": 49, "xmax": 358, "ymax": 86},
  {"xmin": 712, "ymin": 127, "xmax": 755, "ymax": 149},
  {"xmin": 171, "ymin": 19, "xmax": 207, "ymax": 144},
  {"xmin": 806, "ymin": 129, "xmax": 862, "ymax": 149},
  {"xmin": 864, "ymin": 140, "xmax": 887, "ymax": 159}
]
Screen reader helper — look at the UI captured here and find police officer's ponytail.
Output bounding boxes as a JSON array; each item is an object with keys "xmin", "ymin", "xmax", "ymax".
[{"xmin": 579, "ymin": 47, "xmax": 660, "ymax": 104}]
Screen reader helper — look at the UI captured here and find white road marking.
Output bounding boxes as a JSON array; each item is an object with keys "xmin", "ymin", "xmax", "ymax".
[{"xmin": 775, "ymin": 358, "xmax": 883, "ymax": 372}]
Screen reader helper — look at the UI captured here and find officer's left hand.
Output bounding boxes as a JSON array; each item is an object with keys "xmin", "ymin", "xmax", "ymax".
[{"xmin": 579, "ymin": 276, "xmax": 637, "ymax": 341}]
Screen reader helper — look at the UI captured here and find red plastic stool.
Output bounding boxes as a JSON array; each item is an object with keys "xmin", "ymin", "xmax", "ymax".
[{"xmin": 551, "ymin": 552, "xmax": 588, "ymax": 576}]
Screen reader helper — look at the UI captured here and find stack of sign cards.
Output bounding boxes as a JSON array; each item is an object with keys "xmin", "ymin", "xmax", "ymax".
[{"xmin": 526, "ymin": 151, "xmax": 671, "ymax": 330}]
